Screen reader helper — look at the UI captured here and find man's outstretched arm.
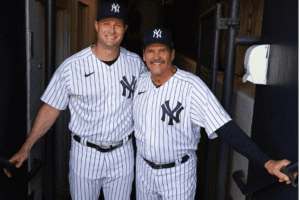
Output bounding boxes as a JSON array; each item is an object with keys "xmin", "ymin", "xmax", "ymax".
[{"xmin": 216, "ymin": 120, "xmax": 297, "ymax": 184}]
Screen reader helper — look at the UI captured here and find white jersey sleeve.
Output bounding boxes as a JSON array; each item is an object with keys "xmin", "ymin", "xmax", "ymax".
[
  {"xmin": 41, "ymin": 63, "xmax": 70, "ymax": 110},
  {"xmin": 190, "ymin": 76, "xmax": 231, "ymax": 139}
]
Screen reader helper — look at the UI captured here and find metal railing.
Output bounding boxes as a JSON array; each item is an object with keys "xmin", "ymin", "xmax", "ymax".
[
  {"xmin": 0, "ymin": 155, "xmax": 42, "ymax": 182},
  {"xmin": 233, "ymin": 162, "xmax": 298, "ymax": 196},
  {"xmin": 195, "ymin": 0, "xmax": 280, "ymax": 199}
]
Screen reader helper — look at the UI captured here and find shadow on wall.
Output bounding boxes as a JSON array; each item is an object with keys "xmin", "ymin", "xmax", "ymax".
[
  {"xmin": 122, "ymin": 3, "xmax": 143, "ymax": 57},
  {"xmin": 122, "ymin": 0, "xmax": 164, "ymax": 57}
]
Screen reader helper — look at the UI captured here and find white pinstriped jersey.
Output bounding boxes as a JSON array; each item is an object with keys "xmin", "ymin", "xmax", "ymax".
[
  {"xmin": 41, "ymin": 45, "xmax": 147, "ymax": 143},
  {"xmin": 133, "ymin": 67, "xmax": 232, "ymax": 164}
]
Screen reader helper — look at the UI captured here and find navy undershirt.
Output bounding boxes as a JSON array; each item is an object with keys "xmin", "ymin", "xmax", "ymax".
[
  {"xmin": 101, "ymin": 54, "xmax": 119, "ymax": 66},
  {"xmin": 216, "ymin": 120, "xmax": 271, "ymax": 168}
]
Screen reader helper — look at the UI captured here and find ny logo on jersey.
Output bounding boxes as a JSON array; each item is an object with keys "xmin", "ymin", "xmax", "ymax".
[
  {"xmin": 120, "ymin": 76, "xmax": 136, "ymax": 98},
  {"xmin": 111, "ymin": 3, "xmax": 120, "ymax": 13},
  {"xmin": 153, "ymin": 29, "xmax": 162, "ymax": 38},
  {"xmin": 161, "ymin": 100, "xmax": 184, "ymax": 125}
]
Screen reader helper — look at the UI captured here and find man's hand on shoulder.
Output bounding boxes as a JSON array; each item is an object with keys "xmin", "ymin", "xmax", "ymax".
[{"xmin": 264, "ymin": 159, "xmax": 298, "ymax": 184}]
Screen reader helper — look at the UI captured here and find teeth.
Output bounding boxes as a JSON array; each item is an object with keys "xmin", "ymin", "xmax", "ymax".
[{"xmin": 107, "ymin": 36, "xmax": 116, "ymax": 39}]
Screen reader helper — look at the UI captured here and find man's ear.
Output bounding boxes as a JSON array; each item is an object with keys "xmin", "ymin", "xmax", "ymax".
[
  {"xmin": 124, "ymin": 24, "xmax": 128, "ymax": 32},
  {"xmin": 94, "ymin": 21, "xmax": 99, "ymax": 32},
  {"xmin": 171, "ymin": 49, "xmax": 175, "ymax": 61}
]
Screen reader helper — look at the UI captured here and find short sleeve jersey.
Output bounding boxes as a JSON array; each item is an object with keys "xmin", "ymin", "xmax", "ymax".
[
  {"xmin": 133, "ymin": 67, "xmax": 232, "ymax": 164},
  {"xmin": 41, "ymin": 46, "xmax": 147, "ymax": 143}
]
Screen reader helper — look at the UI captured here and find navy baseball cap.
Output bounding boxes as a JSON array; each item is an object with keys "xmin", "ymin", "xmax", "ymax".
[
  {"xmin": 142, "ymin": 28, "xmax": 174, "ymax": 50},
  {"xmin": 97, "ymin": 1, "xmax": 129, "ymax": 24}
]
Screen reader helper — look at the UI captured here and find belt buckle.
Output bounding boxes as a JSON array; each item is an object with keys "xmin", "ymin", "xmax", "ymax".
[
  {"xmin": 175, "ymin": 158, "xmax": 182, "ymax": 166},
  {"xmin": 104, "ymin": 145, "xmax": 113, "ymax": 153},
  {"xmin": 153, "ymin": 162, "xmax": 162, "ymax": 169},
  {"xmin": 96, "ymin": 144, "xmax": 112, "ymax": 153}
]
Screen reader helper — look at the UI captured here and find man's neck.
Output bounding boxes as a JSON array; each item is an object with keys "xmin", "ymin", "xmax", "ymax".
[
  {"xmin": 151, "ymin": 66, "xmax": 177, "ymax": 86},
  {"xmin": 92, "ymin": 43, "xmax": 120, "ymax": 61}
]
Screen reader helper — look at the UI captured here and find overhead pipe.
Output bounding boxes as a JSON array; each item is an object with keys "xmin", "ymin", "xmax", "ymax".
[
  {"xmin": 44, "ymin": 0, "xmax": 56, "ymax": 199},
  {"xmin": 215, "ymin": 0, "xmax": 241, "ymax": 199},
  {"xmin": 235, "ymin": 35, "xmax": 261, "ymax": 46}
]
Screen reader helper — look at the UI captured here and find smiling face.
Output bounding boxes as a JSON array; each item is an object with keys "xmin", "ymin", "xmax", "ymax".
[
  {"xmin": 143, "ymin": 43, "xmax": 175, "ymax": 77},
  {"xmin": 95, "ymin": 18, "xmax": 128, "ymax": 49}
]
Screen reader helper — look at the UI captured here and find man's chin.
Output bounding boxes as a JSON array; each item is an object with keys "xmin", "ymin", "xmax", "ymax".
[
  {"xmin": 150, "ymin": 70, "xmax": 164, "ymax": 77},
  {"xmin": 98, "ymin": 39, "xmax": 122, "ymax": 49},
  {"xmin": 103, "ymin": 42, "xmax": 121, "ymax": 49}
]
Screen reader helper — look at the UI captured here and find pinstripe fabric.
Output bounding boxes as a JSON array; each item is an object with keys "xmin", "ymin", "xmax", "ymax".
[
  {"xmin": 41, "ymin": 45, "xmax": 146, "ymax": 143},
  {"xmin": 69, "ymin": 138, "xmax": 134, "ymax": 200},
  {"xmin": 133, "ymin": 67, "xmax": 231, "ymax": 164},
  {"xmin": 41, "ymin": 45, "xmax": 146, "ymax": 199},
  {"xmin": 136, "ymin": 153, "xmax": 197, "ymax": 200},
  {"xmin": 133, "ymin": 67, "xmax": 231, "ymax": 199}
]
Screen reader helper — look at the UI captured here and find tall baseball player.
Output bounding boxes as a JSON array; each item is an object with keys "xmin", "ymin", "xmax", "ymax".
[
  {"xmin": 4, "ymin": 2, "xmax": 146, "ymax": 199},
  {"xmin": 133, "ymin": 27, "xmax": 295, "ymax": 200}
]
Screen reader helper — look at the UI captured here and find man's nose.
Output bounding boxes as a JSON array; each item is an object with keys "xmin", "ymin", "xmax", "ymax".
[
  {"xmin": 153, "ymin": 52, "xmax": 160, "ymax": 60},
  {"xmin": 109, "ymin": 24, "xmax": 116, "ymax": 34}
]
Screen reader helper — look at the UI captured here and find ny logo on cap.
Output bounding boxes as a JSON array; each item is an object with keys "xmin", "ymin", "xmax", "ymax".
[
  {"xmin": 111, "ymin": 3, "xmax": 120, "ymax": 13},
  {"xmin": 153, "ymin": 29, "xmax": 162, "ymax": 38}
]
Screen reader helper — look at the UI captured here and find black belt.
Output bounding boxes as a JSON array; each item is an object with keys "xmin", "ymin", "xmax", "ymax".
[
  {"xmin": 73, "ymin": 132, "xmax": 133, "ymax": 153},
  {"xmin": 143, "ymin": 155, "xmax": 189, "ymax": 169}
]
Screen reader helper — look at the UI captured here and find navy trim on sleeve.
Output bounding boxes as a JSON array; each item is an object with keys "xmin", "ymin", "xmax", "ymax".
[{"xmin": 216, "ymin": 120, "xmax": 271, "ymax": 168}]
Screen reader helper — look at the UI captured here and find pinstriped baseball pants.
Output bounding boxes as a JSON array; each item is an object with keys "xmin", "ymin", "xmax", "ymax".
[
  {"xmin": 69, "ymin": 137, "xmax": 134, "ymax": 200},
  {"xmin": 135, "ymin": 152, "xmax": 197, "ymax": 200}
]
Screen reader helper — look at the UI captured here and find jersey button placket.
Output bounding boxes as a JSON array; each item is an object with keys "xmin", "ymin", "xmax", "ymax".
[
  {"xmin": 150, "ymin": 89, "xmax": 157, "ymax": 149},
  {"xmin": 145, "ymin": 89, "xmax": 153, "ymax": 154},
  {"xmin": 151, "ymin": 123, "xmax": 155, "ymax": 149},
  {"xmin": 108, "ymin": 67, "xmax": 115, "ymax": 108}
]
